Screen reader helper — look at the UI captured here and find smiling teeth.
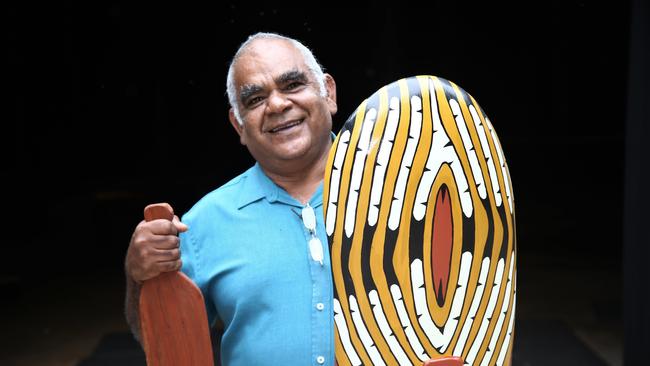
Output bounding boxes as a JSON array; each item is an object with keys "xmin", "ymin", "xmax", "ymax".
[{"xmin": 270, "ymin": 120, "xmax": 301, "ymax": 133}]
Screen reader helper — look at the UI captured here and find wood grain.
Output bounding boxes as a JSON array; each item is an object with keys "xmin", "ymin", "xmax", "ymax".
[{"xmin": 139, "ymin": 203, "xmax": 214, "ymax": 366}]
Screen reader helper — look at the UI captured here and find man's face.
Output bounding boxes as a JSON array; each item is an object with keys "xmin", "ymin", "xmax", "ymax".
[{"xmin": 229, "ymin": 39, "xmax": 337, "ymax": 173}]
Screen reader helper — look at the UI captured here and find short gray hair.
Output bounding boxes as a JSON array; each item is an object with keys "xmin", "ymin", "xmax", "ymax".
[{"xmin": 226, "ymin": 32, "xmax": 326, "ymax": 125}]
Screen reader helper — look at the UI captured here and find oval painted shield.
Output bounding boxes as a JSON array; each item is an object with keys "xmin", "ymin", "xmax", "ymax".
[{"xmin": 324, "ymin": 76, "xmax": 517, "ymax": 366}]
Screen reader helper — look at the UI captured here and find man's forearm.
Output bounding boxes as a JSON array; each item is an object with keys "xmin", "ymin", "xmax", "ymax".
[{"xmin": 125, "ymin": 275, "xmax": 142, "ymax": 343}]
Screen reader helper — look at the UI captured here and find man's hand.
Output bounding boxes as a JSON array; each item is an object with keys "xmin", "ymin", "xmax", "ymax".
[{"xmin": 125, "ymin": 211, "xmax": 188, "ymax": 284}]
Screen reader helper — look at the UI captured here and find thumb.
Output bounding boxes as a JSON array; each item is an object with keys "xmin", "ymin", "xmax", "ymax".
[{"xmin": 173, "ymin": 215, "xmax": 189, "ymax": 232}]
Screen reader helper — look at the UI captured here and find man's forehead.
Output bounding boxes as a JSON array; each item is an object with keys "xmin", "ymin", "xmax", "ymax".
[
  {"xmin": 233, "ymin": 45, "xmax": 311, "ymax": 90},
  {"xmin": 236, "ymin": 39, "xmax": 298, "ymax": 67},
  {"xmin": 247, "ymin": 37, "xmax": 292, "ymax": 52}
]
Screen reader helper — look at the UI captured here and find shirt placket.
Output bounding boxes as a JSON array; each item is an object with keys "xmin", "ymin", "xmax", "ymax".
[{"xmin": 301, "ymin": 203, "xmax": 332, "ymax": 365}]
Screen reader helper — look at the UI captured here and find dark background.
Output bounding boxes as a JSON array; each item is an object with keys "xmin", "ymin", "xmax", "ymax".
[
  {"xmin": 4, "ymin": 1, "xmax": 629, "ymax": 273},
  {"xmin": 4, "ymin": 0, "xmax": 648, "ymax": 364}
]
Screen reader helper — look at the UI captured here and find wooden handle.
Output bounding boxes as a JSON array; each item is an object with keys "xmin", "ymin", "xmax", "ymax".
[
  {"xmin": 423, "ymin": 357, "xmax": 464, "ymax": 366},
  {"xmin": 144, "ymin": 203, "xmax": 174, "ymax": 222},
  {"xmin": 139, "ymin": 202, "xmax": 215, "ymax": 366}
]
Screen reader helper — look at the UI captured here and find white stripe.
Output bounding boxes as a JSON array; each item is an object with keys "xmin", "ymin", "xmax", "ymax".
[
  {"xmin": 469, "ymin": 105, "xmax": 502, "ymax": 207},
  {"xmin": 440, "ymin": 251, "xmax": 472, "ymax": 352},
  {"xmin": 389, "ymin": 96, "xmax": 422, "ymax": 230},
  {"xmin": 481, "ymin": 254, "xmax": 515, "ymax": 366},
  {"xmin": 410, "ymin": 251, "xmax": 472, "ymax": 352},
  {"xmin": 390, "ymin": 285, "xmax": 429, "ymax": 361},
  {"xmin": 450, "ymin": 99, "xmax": 486, "ymax": 200},
  {"xmin": 333, "ymin": 299, "xmax": 362, "ymax": 366},
  {"xmin": 350, "ymin": 295, "xmax": 386, "ymax": 365},
  {"xmin": 496, "ymin": 279, "xmax": 516, "ymax": 366},
  {"xmin": 369, "ymin": 290, "xmax": 411, "ymax": 365},
  {"xmin": 369, "ymin": 97, "xmax": 400, "ymax": 227},
  {"xmin": 466, "ymin": 258, "xmax": 505, "ymax": 365},
  {"xmin": 414, "ymin": 79, "xmax": 473, "ymax": 220},
  {"xmin": 411, "ymin": 259, "xmax": 444, "ymax": 349},
  {"xmin": 326, "ymin": 131, "xmax": 350, "ymax": 236},
  {"xmin": 486, "ymin": 117, "xmax": 513, "ymax": 213},
  {"xmin": 453, "ymin": 257, "xmax": 490, "ymax": 357},
  {"xmin": 345, "ymin": 109, "xmax": 377, "ymax": 238}
]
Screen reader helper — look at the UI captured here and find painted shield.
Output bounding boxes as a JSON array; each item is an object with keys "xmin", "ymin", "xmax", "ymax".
[{"xmin": 324, "ymin": 76, "xmax": 516, "ymax": 366}]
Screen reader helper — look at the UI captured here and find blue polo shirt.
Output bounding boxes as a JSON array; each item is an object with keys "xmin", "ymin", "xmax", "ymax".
[{"xmin": 179, "ymin": 163, "xmax": 334, "ymax": 366}]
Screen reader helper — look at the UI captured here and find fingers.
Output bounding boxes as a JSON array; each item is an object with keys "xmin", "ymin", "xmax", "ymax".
[
  {"xmin": 127, "ymin": 216, "xmax": 186, "ymax": 283},
  {"xmin": 126, "ymin": 242, "xmax": 182, "ymax": 283},
  {"xmin": 173, "ymin": 215, "xmax": 189, "ymax": 233},
  {"xmin": 146, "ymin": 234, "xmax": 180, "ymax": 250},
  {"xmin": 146, "ymin": 257, "xmax": 182, "ymax": 277},
  {"xmin": 150, "ymin": 247, "xmax": 181, "ymax": 262},
  {"xmin": 157, "ymin": 259, "xmax": 183, "ymax": 272},
  {"xmin": 144, "ymin": 218, "xmax": 182, "ymax": 236},
  {"xmin": 127, "ymin": 259, "xmax": 182, "ymax": 283}
]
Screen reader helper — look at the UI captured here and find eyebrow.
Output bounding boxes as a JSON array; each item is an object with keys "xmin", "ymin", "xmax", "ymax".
[
  {"xmin": 239, "ymin": 84, "xmax": 263, "ymax": 105},
  {"xmin": 238, "ymin": 69, "xmax": 309, "ymax": 105},
  {"xmin": 277, "ymin": 69, "xmax": 308, "ymax": 85}
]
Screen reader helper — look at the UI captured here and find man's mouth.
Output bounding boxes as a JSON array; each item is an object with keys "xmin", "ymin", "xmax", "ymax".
[{"xmin": 267, "ymin": 119, "xmax": 303, "ymax": 133}]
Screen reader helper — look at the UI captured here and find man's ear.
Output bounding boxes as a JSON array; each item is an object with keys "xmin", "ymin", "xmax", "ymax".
[
  {"xmin": 323, "ymin": 73, "xmax": 338, "ymax": 115},
  {"xmin": 228, "ymin": 108, "xmax": 246, "ymax": 145}
]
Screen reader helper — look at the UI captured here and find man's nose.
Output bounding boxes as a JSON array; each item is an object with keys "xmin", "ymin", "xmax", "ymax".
[{"xmin": 266, "ymin": 90, "xmax": 292, "ymax": 113}]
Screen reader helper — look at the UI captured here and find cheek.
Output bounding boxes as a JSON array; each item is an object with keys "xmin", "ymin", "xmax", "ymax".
[
  {"xmin": 239, "ymin": 113, "xmax": 263, "ymax": 143},
  {"xmin": 311, "ymin": 101, "xmax": 333, "ymax": 123}
]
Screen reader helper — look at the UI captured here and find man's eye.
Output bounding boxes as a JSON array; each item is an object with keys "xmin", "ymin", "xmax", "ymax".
[
  {"xmin": 285, "ymin": 81, "xmax": 303, "ymax": 90},
  {"xmin": 246, "ymin": 96, "xmax": 263, "ymax": 106}
]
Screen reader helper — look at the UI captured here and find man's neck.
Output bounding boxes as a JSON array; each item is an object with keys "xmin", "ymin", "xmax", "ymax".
[{"xmin": 262, "ymin": 151, "xmax": 329, "ymax": 205}]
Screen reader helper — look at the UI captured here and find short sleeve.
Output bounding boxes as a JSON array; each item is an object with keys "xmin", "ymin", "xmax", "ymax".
[{"xmin": 179, "ymin": 217, "xmax": 218, "ymax": 327}]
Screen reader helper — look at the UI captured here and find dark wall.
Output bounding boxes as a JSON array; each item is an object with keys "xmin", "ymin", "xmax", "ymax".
[
  {"xmin": 5, "ymin": 1, "xmax": 630, "ymax": 283},
  {"xmin": 624, "ymin": 0, "xmax": 650, "ymax": 361}
]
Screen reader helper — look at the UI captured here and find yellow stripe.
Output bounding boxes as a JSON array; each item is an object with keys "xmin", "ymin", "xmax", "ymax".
[
  {"xmin": 430, "ymin": 77, "xmax": 489, "ymax": 358},
  {"xmin": 464, "ymin": 94, "xmax": 516, "ymax": 363},
  {"xmin": 323, "ymin": 131, "xmax": 340, "ymax": 224},
  {"xmin": 388, "ymin": 76, "xmax": 451, "ymax": 357},
  {"xmin": 346, "ymin": 87, "xmax": 407, "ymax": 364},
  {"xmin": 331, "ymin": 99, "xmax": 373, "ymax": 366},
  {"xmin": 334, "ymin": 329, "xmax": 353, "ymax": 366},
  {"xmin": 361, "ymin": 80, "xmax": 412, "ymax": 363},
  {"xmin": 488, "ymin": 253, "xmax": 517, "ymax": 365},
  {"xmin": 452, "ymin": 84, "xmax": 508, "ymax": 361},
  {"xmin": 419, "ymin": 77, "xmax": 460, "ymax": 332},
  {"xmin": 368, "ymin": 77, "xmax": 430, "ymax": 363}
]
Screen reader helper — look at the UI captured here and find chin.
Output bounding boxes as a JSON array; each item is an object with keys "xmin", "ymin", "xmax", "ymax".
[{"xmin": 274, "ymin": 138, "xmax": 311, "ymax": 157}]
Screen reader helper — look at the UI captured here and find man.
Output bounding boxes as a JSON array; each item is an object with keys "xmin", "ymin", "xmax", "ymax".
[{"xmin": 125, "ymin": 32, "xmax": 338, "ymax": 365}]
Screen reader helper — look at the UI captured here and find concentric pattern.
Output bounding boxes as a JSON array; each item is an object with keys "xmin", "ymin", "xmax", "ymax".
[{"xmin": 324, "ymin": 76, "xmax": 516, "ymax": 366}]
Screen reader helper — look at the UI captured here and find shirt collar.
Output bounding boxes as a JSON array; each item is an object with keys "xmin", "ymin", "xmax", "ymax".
[
  {"xmin": 236, "ymin": 132, "xmax": 335, "ymax": 209},
  {"xmin": 237, "ymin": 163, "xmax": 324, "ymax": 210},
  {"xmin": 236, "ymin": 163, "xmax": 277, "ymax": 209}
]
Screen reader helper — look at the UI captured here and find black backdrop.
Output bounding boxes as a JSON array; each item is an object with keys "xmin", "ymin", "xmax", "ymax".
[
  {"xmin": 624, "ymin": 0, "xmax": 650, "ymax": 362},
  {"xmin": 5, "ymin": 0, "xmax": 646, "ymax": 361}
]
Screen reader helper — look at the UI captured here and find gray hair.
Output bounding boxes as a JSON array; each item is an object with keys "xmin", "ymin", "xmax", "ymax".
[{"xmin": 226, "ymin": 32, "xmax": 326, "ymax": 125}]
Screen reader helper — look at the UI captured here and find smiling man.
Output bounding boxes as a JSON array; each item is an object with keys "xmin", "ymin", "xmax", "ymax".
[
  {"xmin": 125, "ymin": 32, "xmax": 338, "ymax": 366},
  {"xmin": 227, "ymin": 35, "xmax": 337, "ymax": 204}
]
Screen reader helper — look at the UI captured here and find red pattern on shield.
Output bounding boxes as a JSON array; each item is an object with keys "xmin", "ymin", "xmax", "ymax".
[{"xmin": 432, "ymin": 184, "xmax": 453, "ymax": 307}]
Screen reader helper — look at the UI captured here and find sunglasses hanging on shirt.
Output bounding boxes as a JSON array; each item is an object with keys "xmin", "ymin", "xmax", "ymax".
[{"xmin": 301, "ymin": 204, "xmax": 324, "ymax": 266}]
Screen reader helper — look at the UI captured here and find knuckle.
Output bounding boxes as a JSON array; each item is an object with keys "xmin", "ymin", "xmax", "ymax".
[
  {"xmin": 138, "ymin": 246, "xmax": 151, "ymax": 260},
  {"xmin": 166, "ymin": 261, "xmax": 179, "ymax": 271},
  {"xmin": 134, "ymin": 219, "xmax": 147, "ymax": 230},
  {"xmin": 137, "ymin": 244, "xmax": 147, "ymax": 255},
  {"xmin": 166, "ymin": 221, "xmax": 177, "ymax": 234},
  {"xmin": 133, "ymin": 235, "xmax": 148, "ymax": 248}
]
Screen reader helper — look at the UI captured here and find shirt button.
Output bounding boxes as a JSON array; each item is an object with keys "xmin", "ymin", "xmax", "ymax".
[
  {"xmin": 316, "ymin": 302, "xmax": 324, "ymax": 311},
  {"xmin": 317, "ymin": 356, "xmax": 325, "ymax": 364}
]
